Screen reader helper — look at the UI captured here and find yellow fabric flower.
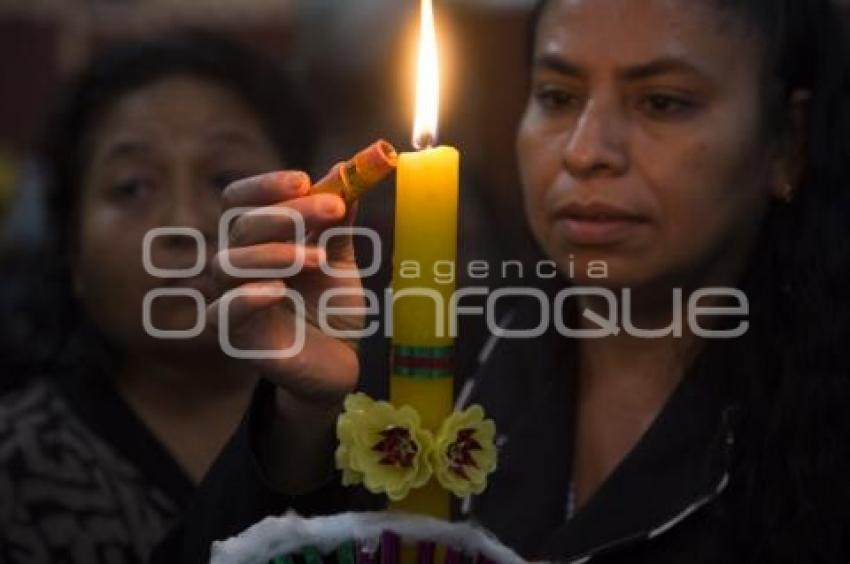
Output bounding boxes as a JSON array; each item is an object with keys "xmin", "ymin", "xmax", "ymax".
[
  {"xmin": 432, "ymin": 404, "xmax": 497, "ymax": 497},
  {"xmin": 335, "ymin": 393, "xmax": 434, "ymax": 501}
]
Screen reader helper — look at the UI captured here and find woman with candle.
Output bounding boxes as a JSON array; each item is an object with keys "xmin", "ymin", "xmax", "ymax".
[{"xmin": 160, "ymin": 0, "xmax": 849, "ymax": 562}]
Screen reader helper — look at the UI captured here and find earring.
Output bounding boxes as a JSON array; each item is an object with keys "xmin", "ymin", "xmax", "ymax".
[{"xmin": 777, "ymin": 182, "xmax": 795, "ymax": 203}]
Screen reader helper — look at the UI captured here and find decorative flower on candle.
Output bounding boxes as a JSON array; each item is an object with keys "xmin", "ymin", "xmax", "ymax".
[
  {"xmin": 335, "ymin": 393, "xmax": 434, "ymax": 501},
  {"xmin": 432, "ymin": 405, "xmax": 497, "ymax": 497}
]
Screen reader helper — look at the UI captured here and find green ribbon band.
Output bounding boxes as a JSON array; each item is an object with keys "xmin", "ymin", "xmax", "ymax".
[{"xmin": 391, "ymin": 344, "xmax": 454, "ymax": 379}]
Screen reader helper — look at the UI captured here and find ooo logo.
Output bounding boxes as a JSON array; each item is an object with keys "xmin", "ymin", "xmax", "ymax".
[{"xmin": 141, "ymin": 207, "xmax": 381, "ymax": 359}]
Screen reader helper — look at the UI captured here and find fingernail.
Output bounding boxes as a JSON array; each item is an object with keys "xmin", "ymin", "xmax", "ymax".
[
  {"xmin": 295, "ymin": 171, "xmax": 311, "ymax": 192},
  {"xmin": 307, "ymin": 246, "xmax": 327, "ymax": 266},
  {"xmin": 282, "ymin": 171, "xmax": 309, "ymax": 193},
  {"xmin": 322, "ymin": 196, "xmax": 343, "ymax": 216}
]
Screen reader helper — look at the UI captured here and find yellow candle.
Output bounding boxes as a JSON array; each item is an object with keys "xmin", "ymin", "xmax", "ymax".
[
  {"xmin": 389, "ymin": 145, "xmax": 458, "ymax": 520},
  {"xmin": 387, "ymin": 0, "xmax": 457, "ymax": 522}
]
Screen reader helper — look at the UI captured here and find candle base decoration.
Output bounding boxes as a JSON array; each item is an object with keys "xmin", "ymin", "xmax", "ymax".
[
  {"xmin": 334, "ymin": 393, "xmax": 497, "ymax": 501},
  {"xmin": 209, "ymin": 511, "xmax": 525, "ymax": 564}
]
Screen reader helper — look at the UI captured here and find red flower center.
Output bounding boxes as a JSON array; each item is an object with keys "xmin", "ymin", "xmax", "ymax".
[
  {"xmin": 446, "ymin": 428, "xmax": 483, "ymax": 480},
  {"xmin": 372, "ymin": 427, "xmax": 418, "ymax": 468}
]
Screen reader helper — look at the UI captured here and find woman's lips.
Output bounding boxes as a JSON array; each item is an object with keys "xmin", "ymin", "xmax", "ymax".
[
  {"xmin": 557, "ymin": 217, "xmax": 646, "ymax": 245},
  {"xmin": 551, "ymin": 202, "xmax": 648, "ymax": 245}
]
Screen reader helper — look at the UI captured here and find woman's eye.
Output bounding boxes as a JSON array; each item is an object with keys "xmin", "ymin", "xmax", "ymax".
[
  {"xmin": 211, "ymin": 171, "xmax": 245, "ymax": 192},
  {"xmin": 110, "ymin": 178, "xmax": 153, "ymax": 201},
  {"xmin": 533, "ymin": 86, "xmax": 581, "ymax": 112},
  {"xmin": 639, "ymin": 94, "xmax": 698, "ymax": 119}
]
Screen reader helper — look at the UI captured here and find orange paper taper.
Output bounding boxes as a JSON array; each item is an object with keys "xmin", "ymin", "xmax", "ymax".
[{"xmin": 311, "ymin": 139, "xmax": 398, "ymax": 205}]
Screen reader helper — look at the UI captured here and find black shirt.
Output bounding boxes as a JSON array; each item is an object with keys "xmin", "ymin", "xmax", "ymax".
[
  {"xmin": 0, "ymin": 370, "xmax": 195, "ymax": 564},
  {"xmin": 156, "ymin": 299, "xmax": 738, "ymax": 563},
  {"xmin": 467, "ymin": 302, "xmax": 734, "ymax": 561}
]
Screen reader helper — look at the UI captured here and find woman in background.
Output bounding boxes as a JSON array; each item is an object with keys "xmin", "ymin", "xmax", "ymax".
[{"xmin": 0, "ymin": 32, "xmax": 322, "ymax": 564}]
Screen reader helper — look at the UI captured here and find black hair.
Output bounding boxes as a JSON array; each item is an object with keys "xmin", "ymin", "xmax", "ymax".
[
  {"xmin": 44, "ymin": 30, "xmax": 316, "ymax": 255},
  {"xmin": 31, "ymin": 30, "xmax": 318, "ymax": 378},
  {"xmin": 529, "ymin": 1, "xmax": 850, "ymax": 562}
]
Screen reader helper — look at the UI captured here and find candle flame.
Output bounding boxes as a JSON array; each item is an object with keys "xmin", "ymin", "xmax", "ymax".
[{"xmin": 412, "ymin": 0, "xmax": 440, "ymax": 150}]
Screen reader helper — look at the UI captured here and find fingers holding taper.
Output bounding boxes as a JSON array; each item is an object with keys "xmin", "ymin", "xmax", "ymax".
[
  {"xmin": 221, "ymin": 170, "xmax": 310, "ymax": 209},
  {"xmin": 207, "ymin": 170, "xmax": 363, "ymax": 403},
  {"xmin": 227, "ymin": 193, "xmax": 345, "ymax": 248},
  {"xmin": 213, "ymin": 170, "xmax": 348, "ymax": 283},
  {"xmin": 211, "ymin": 243, "xmax": 326, "ymax": 292},
  {"xmin": 206, "ymin": 279, "xmax": 359, "ymax": 403}
]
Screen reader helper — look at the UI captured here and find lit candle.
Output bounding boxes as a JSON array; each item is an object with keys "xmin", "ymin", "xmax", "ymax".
[{"xmin": 389, "ymin": 0, "xmax": 458, "ymax": 520}]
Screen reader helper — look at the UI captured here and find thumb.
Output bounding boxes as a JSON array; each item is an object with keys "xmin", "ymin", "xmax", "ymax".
[
  {"xmin": 324, "ymin": 201, "xmax": 359, "ymax": 263},
  {"xmin": 343, "ymin": 200, "xmax": 359, "ymax": 227}
]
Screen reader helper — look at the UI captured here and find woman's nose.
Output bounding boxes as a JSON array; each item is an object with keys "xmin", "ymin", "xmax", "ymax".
[
  {"xmin": 562, "ymin": 100, "xmax": 629, "ymax": 179},
  {"xmin": 160, "ymin": 185, "xmax": 219, "ymax": 247}
]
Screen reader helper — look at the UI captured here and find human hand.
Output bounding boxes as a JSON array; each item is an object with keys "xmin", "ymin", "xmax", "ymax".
[{"xmin": 208, "ymin": 171, "xmax": 364, "ymax": 407}]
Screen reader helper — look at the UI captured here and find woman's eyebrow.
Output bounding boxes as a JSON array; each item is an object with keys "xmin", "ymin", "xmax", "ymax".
[
  {"xmin": 206, "ymin": 128, "xmax": 267, "ymax": 151},
  {"xmin": 533, "ymin": 53, "xmax": 586, "ymax": 78},
  {"xmin": 100, "ymin": 139, "xmax": 151, "ymax": 163},
  {"xmin": 532, "ymin": 53, "xmax": 711, "ymax": 82},
  {"xmin": 620, "ymin": 57, "xmax": 710, "ymax": 81}
]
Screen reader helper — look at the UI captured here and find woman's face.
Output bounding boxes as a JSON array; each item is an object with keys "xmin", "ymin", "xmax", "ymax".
[
  {"xmin": 518, "ymin": 0, "xmax": 788, "ymax": 291},
  {"xmin": 74, "ymin": 76, "xmax": 282, "ymax": 352}
]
